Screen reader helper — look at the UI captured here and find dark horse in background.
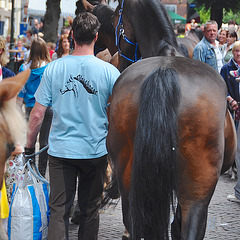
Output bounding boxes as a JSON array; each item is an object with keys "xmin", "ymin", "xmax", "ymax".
[
  {"xmin": 76, "ymin": 0, "xmax": 120, "ymax": 66},
  {"xmin": 79, "ymin": 0, "xmax": 200, "ymax": 67},
  {"xmin": 105, "ymin": 0, "xmax": 236, "ymax": 239},
  {"xmin": 92, "ymin": 3, "xmax": 118, "ymax": 56},
  {"xmin": 76, "ymin": 0, "xmax": 118, "ymax": 56},
  {"xmin": 178, "ymin": 28, "xmax": 204, "ymax": 58}
]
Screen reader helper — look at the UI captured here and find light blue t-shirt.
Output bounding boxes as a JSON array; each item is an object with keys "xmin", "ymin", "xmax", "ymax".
[{"xmin": 35, "ymin": 55, "xmax": 120, "ymax": 159}]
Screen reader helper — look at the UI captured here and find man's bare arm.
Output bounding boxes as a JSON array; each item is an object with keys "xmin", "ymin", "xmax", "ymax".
[{"xmin": 26, "ymin": 101, "xmax": 47, "ymax": 148}]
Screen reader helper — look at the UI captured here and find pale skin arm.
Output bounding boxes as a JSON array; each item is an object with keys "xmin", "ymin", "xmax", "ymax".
[{"xmin": 26, "ymin": 101, "xmax": 47, "ymax": 148}]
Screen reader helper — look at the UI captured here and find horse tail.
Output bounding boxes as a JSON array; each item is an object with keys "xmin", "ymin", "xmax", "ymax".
[{"xmin": 130, "ymin": 68, "xmax": 181, "ymax": 240}]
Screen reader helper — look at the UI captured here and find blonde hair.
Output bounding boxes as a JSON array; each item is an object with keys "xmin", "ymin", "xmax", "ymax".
[
  {"xmin": 232, "ymin": 40, "xmax": 240, "ymax": 52},
  {"xmin": 47, "ymin": 42, "xmax": 55, "ymax": 50},
  {"xmin": 27, "ymin": 37, "xmax": 51, "ymax": 69},
  {"xmin": 0, "ymin": 36, "xmax": 9, "ymax": 67}
]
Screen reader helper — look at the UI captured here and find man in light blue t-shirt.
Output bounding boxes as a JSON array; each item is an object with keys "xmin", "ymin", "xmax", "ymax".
[{"xmin": 25, "ymin": 12, "xmax": 120, "ymax": 240}]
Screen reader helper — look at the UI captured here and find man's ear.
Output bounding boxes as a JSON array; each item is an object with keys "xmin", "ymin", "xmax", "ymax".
[{"xmin": 94, "ymin": 32, "xmax": 98, "ymax": 42}]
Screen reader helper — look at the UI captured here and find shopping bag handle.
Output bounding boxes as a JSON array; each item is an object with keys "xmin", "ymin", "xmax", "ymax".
[{"xmin": 27, "ymin": 161, "xmax": 50, "ymax": 187}]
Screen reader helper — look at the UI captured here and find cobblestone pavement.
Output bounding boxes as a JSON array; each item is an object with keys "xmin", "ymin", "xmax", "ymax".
[{"xmin": 69, "ymin": 174, "xmax": 240, "ymax": 240}]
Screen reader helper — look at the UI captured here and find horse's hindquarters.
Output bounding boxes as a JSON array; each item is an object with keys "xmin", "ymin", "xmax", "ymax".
[{"xmin": 108, "ymin": 56, "xmax": 228, "ymax": 240}]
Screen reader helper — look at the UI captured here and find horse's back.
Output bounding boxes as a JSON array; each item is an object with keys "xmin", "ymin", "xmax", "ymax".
[{"xmin": 112, "ymin": 56, "xmax": 226, "ymax": 103}]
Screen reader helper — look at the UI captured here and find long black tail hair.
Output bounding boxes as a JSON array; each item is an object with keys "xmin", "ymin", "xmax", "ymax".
[{"xmin": 129, "ymin": 68, "xmax": 181, "ymax": 239}]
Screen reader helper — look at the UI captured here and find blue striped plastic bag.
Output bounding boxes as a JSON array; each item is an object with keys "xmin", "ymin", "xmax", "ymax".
[{"xmin": 8, "ymin": 163, "xmax": 49, "ymax": 240}]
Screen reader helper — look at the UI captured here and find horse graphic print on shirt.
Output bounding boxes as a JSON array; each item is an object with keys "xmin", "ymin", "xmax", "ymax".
[{"xmin": 60, "ymin": 74, "xmax": 98, "ymax": 97}]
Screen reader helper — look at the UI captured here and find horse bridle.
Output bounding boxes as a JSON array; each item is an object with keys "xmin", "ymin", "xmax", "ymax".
[{"xmin": 115, "ymin": 0, "xmax": 141, "ymax": 63}]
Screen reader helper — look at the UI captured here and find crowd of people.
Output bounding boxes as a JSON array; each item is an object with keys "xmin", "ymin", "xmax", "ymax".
[
  {"xmin": 191, "ymin": 19, "xmax": 240, "ymax": 204},
  {"xmin": 3, "ymin": 18, "xmax": 69, "ymax": 69},
  {"xmin": 1, "ymin": 11, "xmax": 240, "ymax": 239},
  {"xmin": 1, "ymin": 21, "xmax": 72, "ymax": 178},
  {"xmin": 0, "ymin": 12, "xmax": 120, "ymax": 240}
]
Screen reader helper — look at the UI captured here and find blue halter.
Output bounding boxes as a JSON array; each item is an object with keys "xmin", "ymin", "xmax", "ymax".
[{"xmin": 115, "ymin": 0, "xmax": 141, "ymax": 63}]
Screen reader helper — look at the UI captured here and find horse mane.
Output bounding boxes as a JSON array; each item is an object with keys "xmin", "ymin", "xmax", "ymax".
[
  {"xmin": 148, "ymin": 0, "xmax": 179, "ymax": 50},
  {"xmin": 76, "ymin": 0, "xmax": 94, "ymax": 14},
  {"xmin": 92, "ymin": 3, "xmax": 115, "ymax": 36},
  {"xmin": 75, "ymin": 0, "xmax": 104, "ymax": 15},
  {"xmin": 2, "ymin": 99, "xmax": 26, "ymax": 146},
  {"xmin": 76, "ymin": 0, "xmax": 87, "ymax": 14}
]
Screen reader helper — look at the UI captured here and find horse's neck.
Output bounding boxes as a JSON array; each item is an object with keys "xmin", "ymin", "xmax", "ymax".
[
  {"xmin": 92, "ymin": 4, "xmax": 116, "ymax": 55},
  {"xmin": 105, "ymin": 38, "xmax": 117, "ymax": 56},
  {"xmin": 126, "ymin": 0, "xmax": 179, "ymax": 57}
]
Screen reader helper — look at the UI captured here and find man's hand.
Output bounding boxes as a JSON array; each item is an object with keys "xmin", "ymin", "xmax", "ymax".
[{"xmin": 24, "ymin": 147, "xmax": 35, "ymax": 163}]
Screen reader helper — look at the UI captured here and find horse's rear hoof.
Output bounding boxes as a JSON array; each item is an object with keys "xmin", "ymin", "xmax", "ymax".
[{"xmin": 122, "ymin": 229, "xmax": 130, "ymax": 240}]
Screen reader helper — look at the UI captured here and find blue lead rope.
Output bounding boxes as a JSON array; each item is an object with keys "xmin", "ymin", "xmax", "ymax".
[
  {"xmin": 24, "ymin": 145, "xmax": 50, "ymax": 188},
  {"xmin": 25, "ymin": 145, "xmax": 49, "ymax": 159}
]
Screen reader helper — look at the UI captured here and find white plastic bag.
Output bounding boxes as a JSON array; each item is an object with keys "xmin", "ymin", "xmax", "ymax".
[{"xmin": 8, "ymin": 162, "xmax": 50, "ymax": 240}]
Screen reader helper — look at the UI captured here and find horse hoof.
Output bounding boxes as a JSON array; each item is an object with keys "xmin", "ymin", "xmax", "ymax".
[
  {"xmin": 231, "ymin": 175, "xmax": 236, "ymax": 180},
  {"xmin": 122, "ymin": 229, "xmax": 130, "ymax": 240}
]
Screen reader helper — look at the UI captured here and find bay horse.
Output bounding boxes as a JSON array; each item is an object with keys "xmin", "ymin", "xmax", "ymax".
[
  {"xmin": 92, "ymin": 3, "xmax": 117, "ymax": 56},
  {"xmin": 178, "ymin": 29, "xmax": 204, "ymax": 58},
  {"xmin": 0, "ymin": 69, "xmax": 30, "ymax": 239},
  {"xmin": 76, "ymin": 0, "xmax": 117, "ymax": 56},
  {"xmin": 177, "ymin": 37, "xmax": 198, "ymax": 59},
  {"xmin": 106, "ymin": 0, "xmax": 236, "ymax": 239}
]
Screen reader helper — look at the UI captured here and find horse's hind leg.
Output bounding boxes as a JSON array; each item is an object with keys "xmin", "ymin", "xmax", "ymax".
[
  {"xmin": 171, "ymin": 204, "xmax": 181, "ymax": 240},
  {"xmin": 171, "ymin": 107, "xmax": 225, "ymax": 240},
  {"xmin": 171, "ymin": 154, "xmax": 221, "ymax": 240},
  {"xmin": 121, "ymin": 193, "xmax": 131, "ymax": 240},
  {"xmin": 171, "ymin": 199, "xmax": 210, "ymax": 240},
  {"xmin": 171, "ymin": 145, "xmax": 222, "ymax": 240}
]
